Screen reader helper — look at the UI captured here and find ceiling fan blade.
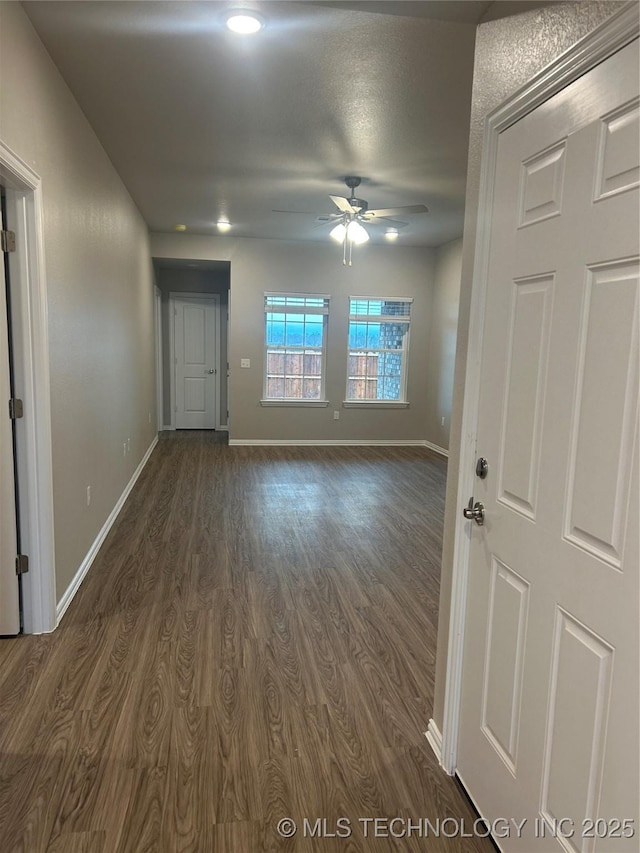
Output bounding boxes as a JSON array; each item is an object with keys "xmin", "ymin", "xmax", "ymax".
[
  {"xmin": 329, "ymin": 195, "xmax": 356, "ymax": 214},
  {"xmin": 361, "ymin": 215, "xmax": 409, "ymax": 228},
  {"xmin": 366, "ymin": 204, "xmax": 429, "ymax": 217},
  {"xmin": 314, "ymin": 214, "xmax": 343, "ymax": 226},
  {"xmin": 272, "ymin": 208, "xmax": 323, "ymax": 215}
]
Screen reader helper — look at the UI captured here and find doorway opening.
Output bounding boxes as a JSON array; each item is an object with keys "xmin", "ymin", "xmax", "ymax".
[
  {"xmin": 153, "ymin": 258, "xmax": 230, "ymax": 433},
  {"xmin": 0, "ymin": 141, "xmax": 56, "ymax": 635}
]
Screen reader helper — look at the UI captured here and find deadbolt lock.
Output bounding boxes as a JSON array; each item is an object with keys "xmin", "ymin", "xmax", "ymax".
[{"xmin": 475, "ymin": 457, "xmax": 488, "ymax": 479}]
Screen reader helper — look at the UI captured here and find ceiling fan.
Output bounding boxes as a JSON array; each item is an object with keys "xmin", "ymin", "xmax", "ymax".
[{"xmin": 273, "ymin": 176, "xmax": 429, "ymax": 265}]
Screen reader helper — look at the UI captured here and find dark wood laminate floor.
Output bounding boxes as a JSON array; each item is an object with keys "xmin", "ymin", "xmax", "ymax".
[{"xmin": 0, "ymin": 433, "xmax": 494, "ymax": 852}]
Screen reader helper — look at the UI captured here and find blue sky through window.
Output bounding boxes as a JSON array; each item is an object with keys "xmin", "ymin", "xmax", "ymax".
[{"xmin": 266, "ymin": 313, "xmax": 324, "ymax": 348}]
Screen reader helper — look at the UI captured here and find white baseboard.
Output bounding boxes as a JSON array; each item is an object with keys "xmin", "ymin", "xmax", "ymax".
[
  {"xmin": 229, "ymin": 438, "xmax": 430, "ymax": 446},
  {"xmin": 56, "ymin": 435, "xmax": 159, "ymax": 625},
  {"xmin": 425, "ymin": 718, "xmax": 444, "ymax": 767},
  {"xmin": 424, "ymin": 440, "xmax": 449, "ymax": 458},
  {"xmin": 161, "ymin": 425, "xmax": 228, "ymax": 432}
]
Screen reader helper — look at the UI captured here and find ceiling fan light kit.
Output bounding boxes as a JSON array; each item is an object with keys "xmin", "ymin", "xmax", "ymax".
[
  {"xmin": 330, "ymin": 216, "xmax": 370, "ymax": 265},
  {"xmin": 329, "ymin": 222, "xmax": 347, "ymax": 243},
  {"xmin": 346, "ymin": 220, "xmax": 369, "ymax": 245},
  {"xmin": 329, "ymin": 220, "xmax": 369, "ymax": 245}
]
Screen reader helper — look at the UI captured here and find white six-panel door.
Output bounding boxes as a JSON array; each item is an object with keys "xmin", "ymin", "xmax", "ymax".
[
  {"xmin": 458, "ymin": 39, "xmax": 639, "ymax": 852},
  {"xmin": 174, "ymin": 295, "xmax": 218, "ymax": 430}
]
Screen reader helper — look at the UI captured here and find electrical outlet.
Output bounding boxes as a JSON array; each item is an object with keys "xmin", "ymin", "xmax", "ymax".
[
  {"xmin": 86, "ymin": 485, "xmax": 91, "ymax": 506},
  {"xmin": 441, "ymin": 416, "xmax": 445, "ymax": 426},
  {"xmin": 123, "ymin": 442, "xmax": 127, "ymax": 457},
  {"xmin": 240, "ymin": 358, "xmax": 251, "ymax": 368},
  {"xmin": 333, "ymin": 411, "xmax": 340, "ymax": 420}
]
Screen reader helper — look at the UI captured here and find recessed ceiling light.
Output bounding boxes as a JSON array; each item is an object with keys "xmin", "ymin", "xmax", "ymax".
[
  {"xmin": 385, "ymin": 228, "xmax": 399, "ymax": 241},
  {"xmin": 174, "ymin": 224, "xmax": 187, "ymax": 232},
  {"xmin": 226, "ymin": 12, "xmax": 264, "ymax": 34},
  {"xmin": 217, "ymin": 219, "xmax": 231, "ymax": 232}
]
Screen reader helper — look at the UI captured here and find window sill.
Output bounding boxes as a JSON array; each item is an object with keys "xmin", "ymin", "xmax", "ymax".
[
  {"xmin": 342, "ymin": 401, "xmax": 410, "ymax": 409},
  {"xmin": 260, "ymin": 399, "xmax": 329, "ymax": 407}
]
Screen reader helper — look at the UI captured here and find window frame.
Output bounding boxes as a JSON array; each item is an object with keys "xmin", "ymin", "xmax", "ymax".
[
  {"xmin": 261, "ymin": 292, "xmax": 330, "ymax": 407},
  {"xmin": 344, "ymin": 296, "xmax": 413, "ymax": 407}
]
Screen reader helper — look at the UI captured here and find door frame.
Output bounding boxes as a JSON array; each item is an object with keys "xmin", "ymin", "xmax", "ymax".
[
  {"xmin": 168, "ymin": 292, "xmax": 222, "ymax": 430},
  {"xmin": 154, "ymin": 285, "xmax": 163, "ymax": 431},
  {"xmin": 0, "ymin": 141, "xmax": 56, "ymax": 635},
  {"xmin": 440, "ymin": 4, "xmax": 639, "ymax": 775}
]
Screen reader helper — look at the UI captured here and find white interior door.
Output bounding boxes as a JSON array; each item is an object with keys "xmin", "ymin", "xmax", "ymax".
[
  {"xmin": 1, "ymin": 246, "xmax": 20, "ymax": 635},
  {"xmin": 174, "ymin": 295, "xmax": 218, "ymax": 429},
  {"xmin": 458, "ymin": 40, "xmax": 639, "ymax": 851}
]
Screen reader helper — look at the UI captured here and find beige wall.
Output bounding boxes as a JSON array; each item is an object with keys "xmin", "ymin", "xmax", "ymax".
[
  {"xmin": 150, "ymin": 232, "xmax": 436, "ymax": 442},
  {"xmin": 433, "ymin": 1, "xmax": 627, "ymax": 731},
  {"xmin": 0, "ymin": 4, "xmax": 157, "ymax": 603},
  {"xmin": 425, "ymin": 238, "xmax": 462, "ymax": 451},
  {"xmin": 155, "ymin": 266, "xmax": 230, "ymax": 426}
]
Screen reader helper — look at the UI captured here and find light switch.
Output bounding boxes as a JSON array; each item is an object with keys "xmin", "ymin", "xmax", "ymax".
[{"xmin": 240, "ymin": 358, "xmax": 251, "ymax": 368}]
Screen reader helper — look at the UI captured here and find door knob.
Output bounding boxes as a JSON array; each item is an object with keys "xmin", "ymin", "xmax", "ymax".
[
  {"xmin": 207, "ymin": 368, "xmax": 216, "ymax": 374},
  {"xmin": 463, "ymin": 497, "xmax": 485, "ymax": 526}
]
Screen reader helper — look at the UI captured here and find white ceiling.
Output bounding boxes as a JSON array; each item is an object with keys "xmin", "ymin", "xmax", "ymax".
[{"xmin": 23, "ymin": 1, "xmax": 550, "ymax": 248}]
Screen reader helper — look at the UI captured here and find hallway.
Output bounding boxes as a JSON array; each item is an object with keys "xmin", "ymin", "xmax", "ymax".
[{"xmin": 0, "ymin": 434, "xmax": 494, "ymax": 852}]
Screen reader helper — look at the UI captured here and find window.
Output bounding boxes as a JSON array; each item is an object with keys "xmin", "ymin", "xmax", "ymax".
[
  {"xmin": 346, "ymin": 297, "xmax": 412, "ymax": 403},
  {"xmin": 263, "ymin": 293, "xmax": 330, "ymax": 404}
]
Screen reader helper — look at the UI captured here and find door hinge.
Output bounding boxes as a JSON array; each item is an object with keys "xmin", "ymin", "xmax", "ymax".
[
  {"xmin": 16, "ymin": 554, "xmax": 29, "ymax": 575},
  {"xmin": 1, "ymin": 230, "xmax": 16, "ymax": 253},
  {"xmin": 9, "ymin": 398, "xmax": 24, "ymax": 419}
]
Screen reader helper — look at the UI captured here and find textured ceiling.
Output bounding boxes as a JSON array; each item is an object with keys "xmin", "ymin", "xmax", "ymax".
[{"xmin": 21, "ymin": 1, "xmax": 536, "ymax": 248}]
